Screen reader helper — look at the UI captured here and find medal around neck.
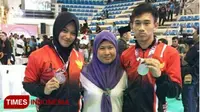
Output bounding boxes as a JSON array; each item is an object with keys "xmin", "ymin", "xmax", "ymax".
[
  {"xmin": 137, "ymin": 63, "xmax": 149, "ymax": 76},
  {"xmin": 55, "ymin": 71, "xmax": 66, "ymax": 84}
]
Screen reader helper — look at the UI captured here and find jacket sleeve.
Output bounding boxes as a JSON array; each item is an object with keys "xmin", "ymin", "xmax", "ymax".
[
  {"xmin": 156, "ymin": 50, "xmax": 182, "ymax": 98},
  {"xmin": 22, "ymin": 53, "xmax": 47, "ymax": 98},
  {"xmin": 184, "ymin": 44, "xmax": 199, "ymax": 66},
  {"xmin": 156, "ymin": 73, "xmax": 181, "ymax": 99},
  {"xmin": 184, "ymin": 44, "xmax": 199, "ymax": 78}
]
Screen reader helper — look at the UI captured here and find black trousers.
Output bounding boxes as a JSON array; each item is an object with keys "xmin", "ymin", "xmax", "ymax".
[{"xmin": 159, "ymin": 16, "xmax": 166, "ymax": 25}]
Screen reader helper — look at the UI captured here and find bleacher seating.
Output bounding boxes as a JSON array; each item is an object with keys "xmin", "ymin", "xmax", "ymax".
[
  {"xmin": 179, "ymin": 15, "xmax": 199, "ymax": 21},
  {"xmin": 57, "ymin": 0, "xmax": 104, "ymax": 5},
  {"xmin": 165, "ymin": 14, "xmax": 199, "ymax": 35},
  {"xmin": 92, "ymin": 1, "xmax": 134, "ymax": 20}
]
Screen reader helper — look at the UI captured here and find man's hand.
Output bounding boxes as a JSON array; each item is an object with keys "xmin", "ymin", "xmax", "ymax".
[
  {"xmin": 44, "ymin": 77, "xmax": 60, "ymax": 95},
  {"xmin": 144, "ymin": 58, "xmax": 161, "ymax": 78}
]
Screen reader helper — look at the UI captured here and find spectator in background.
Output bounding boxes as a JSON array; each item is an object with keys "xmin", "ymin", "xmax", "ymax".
[
  {"xmin": 158, "ymin": 38, "xmax": 168, "ymax": 45},
  {"xmin": 117, "ymin": 26, "xmax": 131, "ymax": 55},
  {"xmin": 16, "ymin": 34, "xmax": 25, "ymax": 56},
  {"xmin": 40, "ymin": 35, "xmax": 50, "ymax": 48},
  {"xmin": 23, "ymin": 38, "xmax": 29, "ymax": 57},
  {"xmin": 175, "ymin": 1, "xmax": 180, "ymax": 16},
  {"xmin": 84, "ymin": 19, "xmax": 88, "ymax": 28},
  {"xmin": 182, "ymin": 27, "xmax": 199, "ymax": 112},
  {"xmin": 158, "ymin": 4, "xmax": 167, "ymax": 26},
  {"xmin": 110, "ymin": 22, "xmax": 118, "ymax": 35},
  {"xmin": 171, "ymin": 36, "xmax": 186, "ymax": 100},
  {"xmin": 29, "ymin": 36, "xmax": 37, "ymax": 53},
  {"xmin": 105, "ymin": 10, "xmax": 109, "ymax": 19},
  {"xmin": 0, "ymin": 32, "xmax": 13, "ymax": 65},
  {"xmin": 96, "ymin": 23, "xmax": 102, "ymax": 33},
  {"xmin": 0, "ymin": 38, "xmax": 3, "ymax": 61},
  {"xmin": 80, "ymin": 24, "xmax": 83, "ymax": 33},
  {"xmin": 87, "ymin": 39, "xmax": 94, "ymax": 62},
  {"xmin": 168, "ymin": 2, "xmax": 175, "ymax": 21},
  {"xmin": 171, "ymin": 37, "xmax": 185, "ymax": 54}
]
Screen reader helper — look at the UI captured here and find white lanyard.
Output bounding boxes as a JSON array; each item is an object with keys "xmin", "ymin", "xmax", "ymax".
[
  {"xmin": 53, "ymin": 42, "xmax": 70, "ymax": 71},
  {"xmin": 135, "ymin": 39, "xmax": 158, "ymax": 61}
]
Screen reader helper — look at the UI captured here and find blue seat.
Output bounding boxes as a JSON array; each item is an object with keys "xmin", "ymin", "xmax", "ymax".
[
  {"xmin": 91, "ymin": 27, "xmax": 96, "ymax": 31},
  {"xmin": 107, "ymin": 27, "xmax": 111, "ymax": 30},
  {"xmin": 171, "ymin": 30, "xmax": 178, "ymax": 35},
  {"xmin": 187, "ymin": 30, "xmax": 193, "ymax": 34},
  {"xmin": 194, "ymin": 15, "xmax": 199, "ymax": 20},
  {"xmin": 186, "ymin": 16, "xmax": 193, "ymax": 21},
  {"xmin": 180, "ymin": 23, "xmax": 186, "ymax": 27},
  {"xmin": 114, "ymin": 21, "xmax": 119, "ymax": 24},
  {"xmin": 179, "ymin": 16, "xmax": 186, "ymax": 21},
  {"xmin": 194, "ymin": 22, "xmax": 199, "ymax": 27},
  {"xmin": 187, "ymin": 23, "xmax": 193, "ymax": 28},
  {"xmin": 164, "ymin": 31, "xmax": 170, "ymax": 35},
  {"xmin": 171, "ymin": 23, "xmax": 176, "ymax": 27}
]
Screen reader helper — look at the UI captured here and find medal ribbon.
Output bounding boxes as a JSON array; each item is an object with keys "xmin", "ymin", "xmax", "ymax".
[{"xmin": 135, "ymin": 39, "xmax": 158, "ymax": 61}]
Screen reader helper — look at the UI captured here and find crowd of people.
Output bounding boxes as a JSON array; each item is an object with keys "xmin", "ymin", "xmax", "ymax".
[
  {"xmin": 0, "ymin": 32, "xmax": 51, "ymax": 65},
  {"xmin": 0, "ymin": 3, "xmax": 199, "ymax": 112}
]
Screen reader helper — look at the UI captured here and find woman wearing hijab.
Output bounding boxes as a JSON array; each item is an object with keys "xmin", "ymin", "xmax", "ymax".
[
  {"xmin": 81, "ymin": 31, "xmax": 127, "ymax": 112},
  {"xmin": 23, "ymin": 12, "xmax": 84, "ymax": 112}
]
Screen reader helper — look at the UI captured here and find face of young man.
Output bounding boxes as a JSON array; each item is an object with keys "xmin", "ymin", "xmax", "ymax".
[
  {"xmin": 172, "ymin": 39, "xmax": 179, "ymax": 47},
  {"xmin": 132, "ymin": 13, "xmax": 158, "ymax": 43}
]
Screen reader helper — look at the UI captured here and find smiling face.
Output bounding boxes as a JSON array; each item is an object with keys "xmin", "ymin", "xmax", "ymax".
[
  {"xmin": 132, "ymin": 13, "xmax": 158, "ymax": 43},
  {"xmin": 97, "ymin": 40, "xmax": 116, "ymax": 64},
  {"xmin": 58, "ymin": 22, "xmax": 76, "ymax": 47}
]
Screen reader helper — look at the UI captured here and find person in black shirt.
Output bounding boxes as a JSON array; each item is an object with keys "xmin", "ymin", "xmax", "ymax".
[
  {"xmin": 0, "ymin": 32, "xmax": 13, "ymax": 65},
  {"xmin": 117, "ymin": 26, "xmax": 131, "ymax": 55},
  {"xmin": 182, "ymin": 27, "xmax": 199, "ymax": 112}
]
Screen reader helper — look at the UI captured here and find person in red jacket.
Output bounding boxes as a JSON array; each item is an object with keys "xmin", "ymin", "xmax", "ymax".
[
  {"xmin": 121, "ymin": 3, "xmax": 182, "ymax": 112},
  {"xmin": 23, "ymin": 12, "xmax": 84, "ymax": 112}
]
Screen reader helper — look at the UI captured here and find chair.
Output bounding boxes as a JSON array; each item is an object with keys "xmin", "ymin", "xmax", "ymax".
[
  {"xmin": 187, "ymin": 30, "xmax": 193, "ymax": 34},
  {"xmin": 186, "ymin": 16, "xmax": 193, "ymax": 21},
  {"xmin": 194, "ymin": 15, "xmax": 199, "ymax": 20},
  {"xmin": 179, "ymin": 16, "xmax": 186, "ymax": 21},
  {"xmin": 186, "ymin": 23, "xmax": 193, "ymax": 28},
  {"xmin": 194, "ymin": 22, "xmax": 199, "ymax": 28}
]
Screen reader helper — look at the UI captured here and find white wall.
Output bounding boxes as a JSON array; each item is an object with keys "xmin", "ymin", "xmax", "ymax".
[
  {"xmin": 8, "ymin": 17, "xmax": 55, "ymax": 36},
  {"xmin": 6, "ymin": 1, "xmax": 86, "ymax": 37},
  {"xmin": 7, "ymin": 0, "xmax": 21, "ymax": 10}
]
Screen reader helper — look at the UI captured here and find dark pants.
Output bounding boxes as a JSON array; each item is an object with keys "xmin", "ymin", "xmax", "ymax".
[
  {"xmin": 0, "ymin": 54, "xmax": 15, "ymax": 65},
  {"xmin": 159, "ymin": 16, "xmax": 166, "ymax": 26},
  {"xmin": 182, "ymin": 83, "xmax": 199, "ymax": 112},
  {"xmin": 168, "ymin": 10, "xmax": 173, "ymax": 21}
]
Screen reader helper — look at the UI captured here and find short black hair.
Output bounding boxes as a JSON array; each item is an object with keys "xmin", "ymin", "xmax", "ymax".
[
  {"xmin": 130, "ymin": 3, "xmax": 158, "ymax": 23},
  {"xmin": 172, "ymin": 36, "xmax": 179, "ymax": 40},
  {"xmin": 1, "ymin": 32, "xmax": 7, "ymax": 36},
  {"xmin": 20, "ymin": 35, "xmax": 24, "ymax": 39},
  {"xmin": 158, "ymin": 38, "xmax": 168, "ymax": 45},
  {"xmin": 43, "ymin": 35, "xmax": 48, "ymax": 40}
]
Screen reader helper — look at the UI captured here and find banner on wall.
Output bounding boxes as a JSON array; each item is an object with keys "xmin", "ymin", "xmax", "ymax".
[{"xmin": 0, "ymin": 24, "xmax": 38, "ymax": 38}]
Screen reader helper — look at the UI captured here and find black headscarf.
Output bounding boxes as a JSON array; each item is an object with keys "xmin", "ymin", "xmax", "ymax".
[{"xmin": 52, "ymin": 12, "xmax": 79, "ymax": 62}]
